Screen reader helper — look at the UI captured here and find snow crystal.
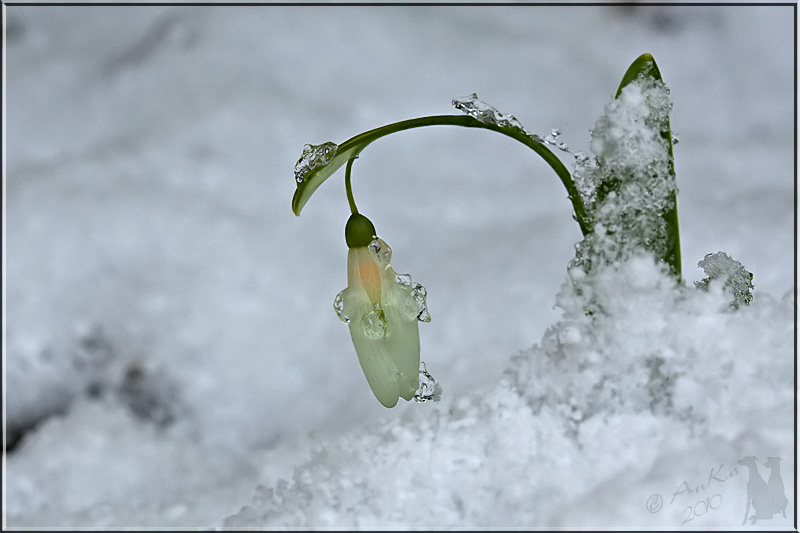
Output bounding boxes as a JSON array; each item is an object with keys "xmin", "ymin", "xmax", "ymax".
[{"xmin": 695, "ymin": 251, "xmax": 754, "ymax": 308}]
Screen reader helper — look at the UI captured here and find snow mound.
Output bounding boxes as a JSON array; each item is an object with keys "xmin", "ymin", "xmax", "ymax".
[
  {"xmin": 6, "ymin": 398, "xmax": 256, "ymax": 528},
  {"xmin": 222, "ymin": 256, "xmax": 794, "ymax": 528}
]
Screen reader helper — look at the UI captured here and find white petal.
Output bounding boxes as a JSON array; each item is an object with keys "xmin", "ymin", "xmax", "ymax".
[
  {"xmin": 346, "ymin": 287, "xmax": 420, "ymax": 407},
  {"xmin": 349, "ymin": 321, "xmax": 409, "ymax": 408},
  {"xmin": 344, "ymin": 243, "xmax": 422, "ymax": 407},
  {"xmin": 382, "ymin": 309, "xmax": 421, "ymax": 402}
]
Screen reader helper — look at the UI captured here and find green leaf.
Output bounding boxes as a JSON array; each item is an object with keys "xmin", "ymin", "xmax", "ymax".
[
  {"xmin": 616, "ymin": 53, "xmax": 682, "ymax": 281},
  {"xmin": 615, "ymin": 53, "xmax": 663, "ymax": 98}
]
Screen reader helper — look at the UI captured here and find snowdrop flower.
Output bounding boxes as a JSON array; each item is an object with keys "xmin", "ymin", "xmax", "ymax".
[{"xmin": 334, "ymin": 214, "xmax": 431, "ymax": 408}]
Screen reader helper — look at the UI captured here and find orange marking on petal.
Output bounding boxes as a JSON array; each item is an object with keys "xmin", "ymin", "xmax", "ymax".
[{"xmin": 360, "ymin": 259, "xmax": 381, "ymax": 305}]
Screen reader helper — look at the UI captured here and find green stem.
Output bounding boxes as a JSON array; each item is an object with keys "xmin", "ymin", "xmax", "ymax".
[
  {"xmin": 292, "ymin": 115, "xmax": 590, "ymax": 236},
  {"xmin": 345, "ymin": 157, "xmax": 359, "ymax": 215}
]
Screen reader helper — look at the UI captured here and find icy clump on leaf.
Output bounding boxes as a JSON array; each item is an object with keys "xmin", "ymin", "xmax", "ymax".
[
  {"xmin": 293, "ymin": 142, "xmax": 338, "ymax": 183},
  {"xmin": 571, "ymin": 150, "xmax": 597, "ymax": 207},
  {"xmin": 570, "ymin": 76, "xmax": 676, "ymax": 278},
  {"xmin": 695, "ymin": 251, "xmax": 754, "ymax": 309}
]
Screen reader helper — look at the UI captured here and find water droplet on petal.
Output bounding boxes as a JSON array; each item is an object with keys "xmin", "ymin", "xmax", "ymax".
[
  {"xmin": 411, "ymin": 283, "xmax": 431, "ymax": 322},
  {"xmin": 413, "ymin": 361, "xmax": 442, "ymax": 403},
  {"xmin": 294, "ymin": 142, "xmax": 338, "ymax": 183},
  {"xmin": 395, "ymin": 273, "xmax": 412, "ymax": 287},
  {"xmin": 396, "ymin": 292, "xmax": 420, "ymax": 321},
  {"xmin": 333, "ymin": 290, "xmax": 350, "ymax": 324},
  {"xmin": 362, "ymin": 307, "xmax": 387, "ymax": 338},
  {"xmin": 368, "ymin": 238, "xmax": 392, "ymax": 265}
]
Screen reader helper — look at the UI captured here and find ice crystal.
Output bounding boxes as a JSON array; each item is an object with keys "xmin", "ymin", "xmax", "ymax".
[
  {"xmin": 368, "ymin": 238, "xmax": 392, "ymax": 265},
  {"xmin": 695, "ymin": 251, "xmax": 754, "ymax": 309},
  {"xmin": 452, "ymin": 93, "xmax": 545, "ymax": 143},
  {"xmin": 395, "ymin": 273, "xmax": 412, "ymax": 288},
  {"xmin": 362, "ymin": 307, "xmax": 388, "ymax": 338},
  {"xmin": 452, "ymin": 93, "xmax": 525, "ymax": 131},
  {"xmin": 413, "ymin": 361, "xmax": 442, "ymax": 403},
  {"xmin": 411, "ymin": 283, "xmax": 431, "ymax": 323},
  {"xmin": 572, "ymin": 150, "xmax": 598, "ymax": 207},
  {"xmin": 294, "ymin": 142, "xmax": 338, "ymax": 183},
  {"xmin": 333, "ymin": 290, "xmax": 350, "ymax": 324}
]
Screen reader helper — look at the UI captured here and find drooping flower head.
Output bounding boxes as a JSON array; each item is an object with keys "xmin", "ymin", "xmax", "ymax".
[{"xmin": 334, "ymin": 214, "xmax": 431, "ymax": 408}]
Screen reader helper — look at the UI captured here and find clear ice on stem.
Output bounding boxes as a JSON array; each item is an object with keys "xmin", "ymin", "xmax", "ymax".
[{"xmin": 452, "ymin": 93, "xmax": 545, "ymax": 143}]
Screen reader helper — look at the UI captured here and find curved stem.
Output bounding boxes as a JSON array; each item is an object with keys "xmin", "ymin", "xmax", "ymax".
[
  {"xmin": 345, "ymin": 157, "xmax": 359, "ymax": 215},
  {"xmin": 292, "ymin": 115, "xmax": 590, "ymax": 236}
]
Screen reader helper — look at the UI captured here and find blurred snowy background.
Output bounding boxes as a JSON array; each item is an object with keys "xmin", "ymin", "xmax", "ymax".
[{"xmin": 4, "ymin": 4, "xmax": 795, "ymax": 529}]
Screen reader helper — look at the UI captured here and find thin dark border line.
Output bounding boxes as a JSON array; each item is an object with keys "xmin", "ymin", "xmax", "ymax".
[
  {"xmin": 2, "ymin": 2, "xmax": 797, "ymax": 531},
  {"xmin": 794, "ymin": 4, "xmax": 799, "ymax": 532},
  {"xmin": 3, "ymin": 2, "xmax": 799, "ymax": 6}
]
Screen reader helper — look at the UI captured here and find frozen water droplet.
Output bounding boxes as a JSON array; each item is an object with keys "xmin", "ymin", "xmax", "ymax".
[
  {"xmin": 451, "ymin": 93, "xmax": 567, "ymax": 149},
  {"xmin": 395, "ymin": 273, "xmax": 412, "ymax": 287},
  {"xmin": 368, "ymin": 238, "xmax": 392, "ymax": 265},
  {"xmin": 397, "ymin": 291, "xmax": 421, "ymax": 321},
  {"xmin": 411, "ymin": 283, "xmax": 431, "ymax": 322},
  {"xmin": 333, "ymin": 290, "xmax": 350, "ymax": 324},
  {"xmin": 544, "ymin": 128, "xmax": 570, "ymax": 151},
  {"xmin": 573, "ymin": 151, "xmax": 590, "ymax": 164},
  {"xmin": 294, "ymin": 142, "xmax": 338, "ymax": 183},
  {"xmin": 671, "ymin": 133, "xmax": 679, "ymax": 145},
  {"xmin": 527, "ymin": 132, "xmax": 545, "ymax": 143},
  {"xmin": 413, "ymin": 361, "xmax": 443, "ymax": 403},
  {"xmin": 452, "ymin": 93, "xmax": 525, "ymax": 132},
  {"xmin": 362, "ymin": 307, "xmax": 387, "ymax": 338}
]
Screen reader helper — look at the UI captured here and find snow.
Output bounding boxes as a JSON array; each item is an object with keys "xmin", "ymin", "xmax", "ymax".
[
  {"xmin": 574, "ymin": 74, "xmax": 677, "ymax": 278},
  {"xmin": 222, "ymin": 256, "xmax": 794, "ymax": 528},
  {"xmin": 590, "ymin": 77, "xmax": 672, "ymax": 179},
  {"xmin": 4, "ymin": 4, "xmax": 795, "ymax": 529}
]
